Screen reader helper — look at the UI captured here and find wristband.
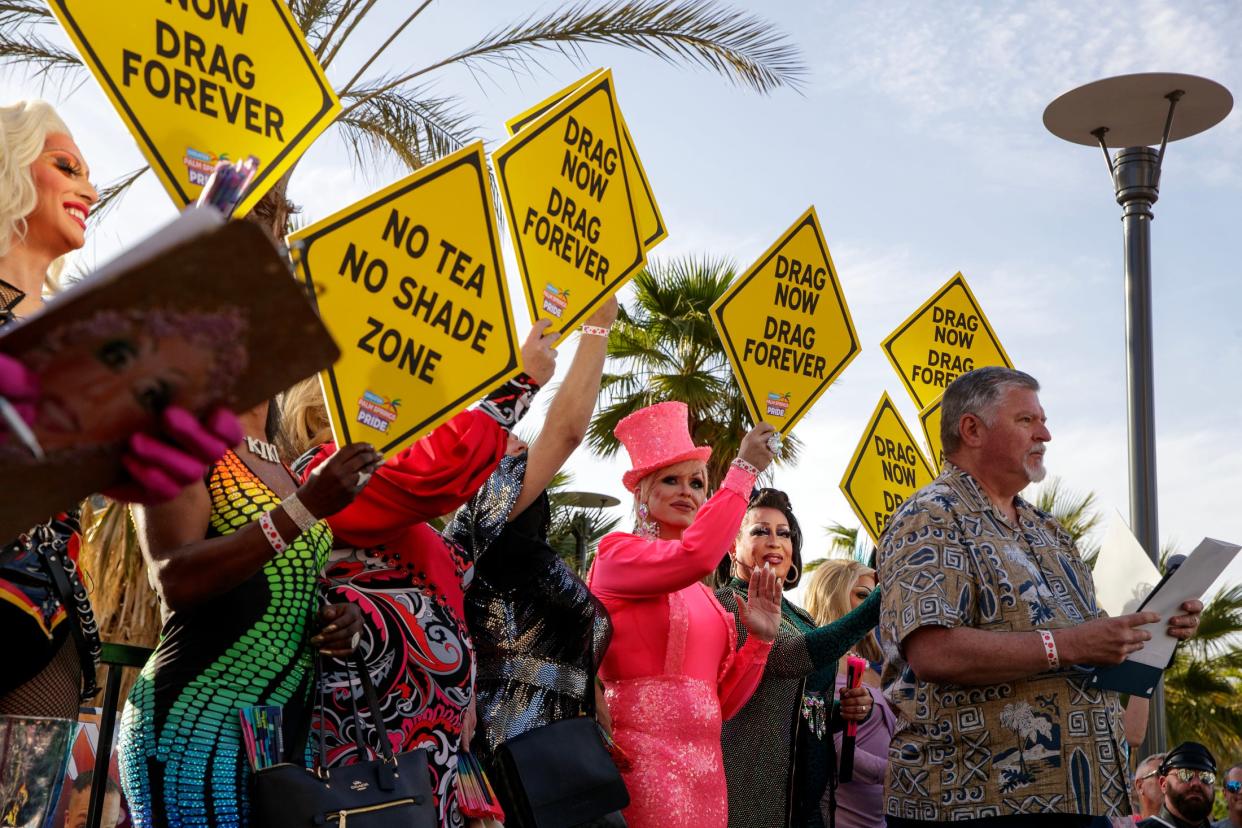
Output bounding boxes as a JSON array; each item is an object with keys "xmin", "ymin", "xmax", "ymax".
[
  {"xmin": 280, "ymin": 492, "xmax": 318, "ymax": 533},
  {"xmin": 731, "ymin": 457, "xmax": 761, "ymax": 476},
  {"xmin": 581, "ymin": 325, "xmax": 611, "ymax": 337},
  {"xmin": 1038, "ymin": 629, "xmax": 1060, "ymax": 670},
  {"xmin": 258, "ymin": 510, "xmax": 289, "ymax": 554}
]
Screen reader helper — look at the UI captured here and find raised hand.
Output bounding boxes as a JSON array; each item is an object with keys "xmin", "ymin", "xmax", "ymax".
[
  {"xmin": 737, "ymin": 422, "xmax": 778, "ymax": 472},
  {"xmin": 521, "ymin": 319, "xmax": 560, "ymax": 386},
  {"xmin": 297, "ymin": 442, "xmax": 384, "ymax": 518},
  {"xmin": 736, "ymin": 562, "xmax": 782, "ymax": 642}
]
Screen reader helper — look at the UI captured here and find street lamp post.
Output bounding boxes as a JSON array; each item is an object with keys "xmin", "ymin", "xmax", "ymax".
[
  {"xmin": 557, "ymin": 490, "xmax": 621, "ymax": 575},
  {"xmin": 1044, "ymin": 72, "xmax": 1232, "ymax": 755}
]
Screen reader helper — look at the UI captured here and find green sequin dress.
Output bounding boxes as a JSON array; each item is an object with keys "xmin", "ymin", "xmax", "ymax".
[{"xmin": 118, "ymin": 450, "xmax": 331, "ymax": 828}]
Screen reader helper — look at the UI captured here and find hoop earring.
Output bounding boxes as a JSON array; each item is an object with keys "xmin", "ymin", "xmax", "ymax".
[
  {"xmin": 636, "ymin": 503, "xmax": 659, "ymax": 540},
  {"xmin": 785, "ymin": 563, "xmax": 799, "ymax": 585}
]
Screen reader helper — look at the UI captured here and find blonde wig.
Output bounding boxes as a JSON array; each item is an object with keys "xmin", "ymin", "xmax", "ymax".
[
  {"xmin": 276, "ymin": 376, "xmax": 332, "ymax": 462},
  {"xmin": 0, "ymin": 99, "xmax": 73, "ymax": 290},
  {"xmin": 803, "ymin": 558, "xmax": 883, "ymax": 663}
]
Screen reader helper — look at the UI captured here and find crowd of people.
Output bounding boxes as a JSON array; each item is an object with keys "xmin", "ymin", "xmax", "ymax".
[{"xmin": 0, "ymin": 96, "xmax": 1223, "ymax": 828}]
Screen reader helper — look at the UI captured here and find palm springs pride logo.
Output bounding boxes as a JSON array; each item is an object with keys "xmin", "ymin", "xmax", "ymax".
[
  {"xmin": 357, "ymin": 390, "xmax": 400, "ymax": 433},
  {"xmin": 542, "ymin": 283, "xmax": 570, "ymax": 318},
  {"xmin": 766, "ymin": 391, "xmax": 791, "ymax": 417}
]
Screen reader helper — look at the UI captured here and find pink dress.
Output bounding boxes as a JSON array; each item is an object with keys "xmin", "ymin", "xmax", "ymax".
[{"xmin": 588, "ymin": 466, "xmax": 772, "ymax": 828}]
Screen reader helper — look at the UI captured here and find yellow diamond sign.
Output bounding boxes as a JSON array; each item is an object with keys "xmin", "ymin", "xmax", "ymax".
[
  {"xmin": 711, "ymin": 206, "xmax": 860, "ymax": 435},
  {"xmin": 881, "ymin": 272, "xmax": 1013, "ymax": 410},
  {"xmin": 494, "ymin": 68, "xmax": 645, "ymax": 336},
  {"xmin": 840, "ymin": 393, "xmax": 936, "ymax": 543},
  {"xmin": 506, "ymin": 69, "xmax": 667, "ymax": 252},
  {"xmin": 919, "ymin": 394, "xmax": 944, "ymax": 469},
  {"xmin": 288, "ymin": 143, "xmax": 521, "ymax": 454},
  {"xmin": 48, "ymin": 0, "xmax": 339, "ymax": 216}
]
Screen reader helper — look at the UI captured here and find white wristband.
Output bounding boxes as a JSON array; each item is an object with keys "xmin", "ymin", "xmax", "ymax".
[
  {"xmin": 281, "ymin": 492, "xmax": 318, "ymax": 533},
  {"xmin": 1038, "ymin": 629, "xmax": 1060, "ymax": 670},
  {"xmin": 258, "ymin": 510, "xmax": 289, "ymax": 554},
  {"xmin": 581, "ymin": 325, "xmax": 611, "ymax": 337}
]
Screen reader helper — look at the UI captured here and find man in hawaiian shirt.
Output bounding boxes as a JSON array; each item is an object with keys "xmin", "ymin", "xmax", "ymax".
[{"xmin": 878, "ymin": 366, "xmax": 1203, "ymax": 827}]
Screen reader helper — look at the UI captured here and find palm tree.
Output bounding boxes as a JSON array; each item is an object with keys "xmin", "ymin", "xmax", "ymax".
[
  {"xmin": 3, "ymin": 1, "xmax": 805, "ymax": 651},
  {"xmin": 1030, "ymin": 477, "xmax": 1103, "ymax": 567},
  {"xmin": 587, "ymin": 255, "xmax": 803, "ymax": 487},
  {"xmin": 2, "ymin": 1, "xmax": 806, "ymax": 214},
  {"xmin": 545, "ymin": 470, "xmax": 623, "ymax": 575}
]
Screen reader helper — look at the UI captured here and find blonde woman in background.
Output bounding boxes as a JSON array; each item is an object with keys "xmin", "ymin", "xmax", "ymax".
[{"xmin": 804, "ymin": 559, "xmax": 894, "ymax": 828}]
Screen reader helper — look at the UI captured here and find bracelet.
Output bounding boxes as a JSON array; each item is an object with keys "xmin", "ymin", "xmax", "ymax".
[
  {"xmin": 258, "ymin": 510, "xmax": 289, "ymax": 554},
  {"xmin": 1038, "ymin": 629, "xmax": 1060, "ymax": 670},
  {"xmin": 731, "ymin": 457, "xmax": 761, "ymax": 476},
  {"xmin": 281, "ymin": 492, "xmax": 318, "ymax": 533},
  {"xmin": 581, "ymin": 325, "xmax": 611, "ymax": 337}
]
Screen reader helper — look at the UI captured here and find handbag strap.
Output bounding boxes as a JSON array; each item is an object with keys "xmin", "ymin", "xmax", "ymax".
[
  {"xmin": 350, "ymin": 652, "xmax": 395, "ymax": 763},
  {"xmin": 36, "ymin": 527, "xmax": 99, "ymax": 700}
]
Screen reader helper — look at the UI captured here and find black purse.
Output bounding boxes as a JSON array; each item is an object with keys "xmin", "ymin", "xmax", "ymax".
[
  {"xmin": 252, "ymin": 655, "xmax": 436, "ymax": 828},
  {"xmin": 491, "ymin": 713, "xmax": 629, "ymax": 828}
]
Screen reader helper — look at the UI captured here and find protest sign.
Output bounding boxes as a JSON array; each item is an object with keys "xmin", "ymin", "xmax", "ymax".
[
  {"xmin": 840, "ymin": 393, "xmax": 936, "ymax": 543},
  {"xmin": 919, "ymin": 394, "xmax": 943, "ymax": 468},
  {"xmin": 288, "ymin": 142, "xmax": 521, "ymax": 455},
  {"xmin": 493, "ymin": 69, "xmax": 645, "ymax": 336},
  {"xmin": 506, "ymin": 69, "xmax": 667, "ymax": 252},
  {"xmin": 0, "ymin": 210, "xmax": 338, "ymax": 539},
  {"xmin": 48, "ymin": 0, "xmax": 339, "ymax": 216},
  {"xmin": 711, "ymin": 206, "xmax": 860, "ymax": 435},
  {"xmin": 881, "ymin": 272, "xmax": 1013, "ymax": 410}
]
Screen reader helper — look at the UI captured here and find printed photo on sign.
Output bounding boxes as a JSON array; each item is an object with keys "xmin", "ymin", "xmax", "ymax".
[
  {"xmin": 494, "ymin": 68, "xmax": 645, "ymax": 336},
  {"xmin": 840, "ymin": 393, "xmax": 936, "ymax": 542},
  {"xmin": 881, "ymin": 272, "xmax": 1013, "ymax": 410},
  {"xmin": 288, "ymin": 142, "xmax": 522, "ymax": 455},
  {"xmin": 47, "ymin": 0, "xmax": 339, "ymax": 215},
  {"xmin": 712, "ymin": 206, "xmax": 860, "ymax": 435}
]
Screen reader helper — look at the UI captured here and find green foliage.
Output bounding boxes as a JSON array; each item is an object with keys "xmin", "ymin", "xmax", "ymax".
[
  {"xmin": 1031, "ymin": 477, "xmax": 1102, "ymax": 567},
  {"xmin": 3, "ymin": 1, "xmax": 804, "ymax": 207},
  {"xmin": 588, "ymin": 255, "xmax": 802, "ymax": 487},
  {"xmin": 545, "ymin": 470, "xmax": 623, "ymax": 575}
]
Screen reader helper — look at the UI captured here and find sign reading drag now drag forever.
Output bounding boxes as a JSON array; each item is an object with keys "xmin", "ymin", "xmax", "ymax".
[
  {"xmin": 711, "ymin": 206, "xmax": 860, "ymax": 435},
  {"xmin": 493, "ymin": 69, "xmax": 645, "ymax": 337},
  {"xmin": 49, "ymin": 0, "xmax": 339, "ymax": 215},
  {"xmin": 288, "ymin": 143, "xmax": 521, "ymax": 454}
]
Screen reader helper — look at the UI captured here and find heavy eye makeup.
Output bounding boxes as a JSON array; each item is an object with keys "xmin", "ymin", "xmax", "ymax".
[
  {"xmin": 97, "ymin": 339, "xmax": 138, "ymax": 371},
  {"xmin": 748, "ymin": 525, "xmax": 791, "ymax": 538}
]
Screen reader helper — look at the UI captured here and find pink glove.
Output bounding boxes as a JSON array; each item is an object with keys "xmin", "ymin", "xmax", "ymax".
[
  {"xmin": 0, "ymin": 352, "xmax": 39, "ymax": 439},
  {"xmin": 104, "ymin": 405, "xmax": 243, "ymax": 504}
]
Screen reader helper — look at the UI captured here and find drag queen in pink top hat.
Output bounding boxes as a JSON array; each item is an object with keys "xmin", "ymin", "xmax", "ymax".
[{"xmin": 588, "ymin": 401, "xmax": 782, "ymax": 828}]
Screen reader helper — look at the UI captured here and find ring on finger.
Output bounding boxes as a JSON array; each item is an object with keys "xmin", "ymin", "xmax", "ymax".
[
  {"xmin": 355, "ymin": 470, "xmax": 372, "ymax": 488},
  {"xmin": 350, "ymin": 632, "xmax": 361, "ymax": 649}
]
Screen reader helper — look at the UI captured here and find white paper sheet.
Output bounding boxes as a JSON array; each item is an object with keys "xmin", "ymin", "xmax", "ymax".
[
  {"xmin": 1093, "ymin": 510, "xmax": 1161, "ymax": 617},
  {"xmin": 1127, "ymin": 537, "xmax": 1241, "ymax": 668}
]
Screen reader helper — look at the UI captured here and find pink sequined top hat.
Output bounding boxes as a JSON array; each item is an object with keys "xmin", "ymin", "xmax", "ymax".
[{"xmin": 614, "ymin": 401, "xmax": 713, "ymax": 492}]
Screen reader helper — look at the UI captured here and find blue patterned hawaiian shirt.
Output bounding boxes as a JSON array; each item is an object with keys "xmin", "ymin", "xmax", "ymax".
[{"xmin": 877, "ymin": 462, "xmax": 1132, "ymax": 821}]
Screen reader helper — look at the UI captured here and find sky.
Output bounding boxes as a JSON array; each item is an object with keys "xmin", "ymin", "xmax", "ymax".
[{"xmin": 4, "ymin": 0, "xmax": 1239, "ymax": 591}]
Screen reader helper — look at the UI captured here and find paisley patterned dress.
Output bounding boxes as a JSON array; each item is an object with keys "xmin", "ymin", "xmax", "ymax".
[
  {"xmin": 118, "ymin": 450, "xmax": 332, "ymax": 828},
  {"xmin": 298, "ymin": 410, "xmax": 506, "ymax": 828}
]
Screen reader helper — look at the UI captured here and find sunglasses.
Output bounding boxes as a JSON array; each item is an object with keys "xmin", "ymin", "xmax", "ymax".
[
  {"xmin": 1226, "ymin": 780, "xmax": 1242, "ymax": 794},
  {"xmin": 1169, "ymin": 768, "xmax": 1216, "ymax": 786}
]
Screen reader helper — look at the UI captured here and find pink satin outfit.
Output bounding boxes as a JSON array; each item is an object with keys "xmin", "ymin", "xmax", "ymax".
[{"xmin": 588, "ymin": 465, "xmax": 772, "ymax": 828}]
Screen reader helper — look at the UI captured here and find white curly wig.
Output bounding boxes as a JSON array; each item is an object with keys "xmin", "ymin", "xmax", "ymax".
[{"xmin": 0, "ymin": 99, "xmax": 74, "ymax": 290}]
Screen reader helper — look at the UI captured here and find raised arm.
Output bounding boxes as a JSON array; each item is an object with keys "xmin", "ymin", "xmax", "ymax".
[
  {"xmin": 136, "ymin": 443, "xmax": 381, "ymax": 612},
  {"xmin": 507, "ymin": 297, "xmax": 615, "ymax": 521},
  {"xmin": 590, "ymin": 463, "xmax": 756, "ymax": 598}
]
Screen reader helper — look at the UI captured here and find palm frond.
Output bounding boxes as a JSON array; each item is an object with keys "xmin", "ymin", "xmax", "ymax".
[
  {"xmin": 91, "ymin": 165, "xmax": 149, "ymax": 224},
  {"xmin": 344, "ymin": 0, "xmax": 804, "ymax": 115},
  {"xmin": 335, "ymin": 85, "xmax": 475, "ymax": 173},
  {"xmin": 338, "ymin": 0, "xmax": 435, "ymax": 94},
  {"xmin": 0, "ymin": 30, "xmax": 84, "ymax": 79},
  {"xmin": 0, "ymin": 1, "xmax": 52, "ymax": 28},
  {"xmin": 318, "ymin": 0, "xmax": 381, "ymax": 68}
]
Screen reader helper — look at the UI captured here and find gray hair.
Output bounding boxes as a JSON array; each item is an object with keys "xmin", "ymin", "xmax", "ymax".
[
  {"xmin": 940, "ymin": 367, "xmax": 1040, "ymax": 455},
  {"xmin": 1136, "ymin": 752, "xmax": 1165, "ymax": 775}
]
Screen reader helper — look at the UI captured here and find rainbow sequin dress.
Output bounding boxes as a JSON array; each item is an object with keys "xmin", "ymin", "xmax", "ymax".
[{"xmin": 118, "ymin": 450, "xmax": 331, "ymax": 828}]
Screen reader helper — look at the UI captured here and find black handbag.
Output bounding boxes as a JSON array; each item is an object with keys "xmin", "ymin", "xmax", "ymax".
[
  {"xmin": 492, "ymin": 714, "xmax": 629, "ymax": 828},
  {"xmin": 252, "ymin": 654, "xmax": 436, "ymax": 828}
]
